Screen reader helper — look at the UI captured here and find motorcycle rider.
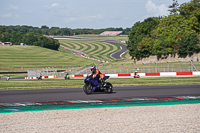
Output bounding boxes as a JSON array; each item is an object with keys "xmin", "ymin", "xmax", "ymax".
[
  {"xmin": 6, "ymin": 75, "xmax": 10, "ymax": 80},
  {"xmin": 91, "ymin": 65, "xmax": 105, "ymax": 87},
  {"xmin": 134, "ymin": 71, "xmax": 140, "ymax": 78}
]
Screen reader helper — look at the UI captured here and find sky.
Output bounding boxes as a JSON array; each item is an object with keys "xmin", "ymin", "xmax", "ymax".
[{"xmin": 0, "ymin": 0, "xmax": 190, "ymax": 29}]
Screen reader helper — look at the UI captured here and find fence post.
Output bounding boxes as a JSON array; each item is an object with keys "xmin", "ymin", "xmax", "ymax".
[
  {"xmin": 179, "ymin": 61, "xmax": 181, "ymax": 72},
  {"xmin": 143, "ymin": 63, "xmax": 145, "ymax": 73},
  {"xmin": 155, "ymin": 62, "xmax": 157, "ymax": 73},
  {"xmin": 191, "ymin": 60, "xmax": 193, "ymax": 72},
  {"xmin": 167, "ymin": 61, "xmax": 169, "ymax": 72},
  {"xmin": 72, "ymin": 66, "xmax": 74, "ymax": 75},
  {"xmin": 46, "ymin": 67, "xmax": 48, "ymax": 76},
  {"xmin": 122, "ymin": 64, "xmax": 123, "ymax": 73}
]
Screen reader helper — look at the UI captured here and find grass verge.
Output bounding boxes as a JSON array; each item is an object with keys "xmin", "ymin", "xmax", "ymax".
[
  {"xmin": 0, "ymin": 76, "xmax": 200, "ymax": 90},
  {"xmin": 0, "ymin": 45, "xmax": 97, "ymax": 72}
]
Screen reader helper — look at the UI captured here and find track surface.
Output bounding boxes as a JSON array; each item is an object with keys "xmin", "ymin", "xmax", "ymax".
[
  {"xmin": 108, "ymin": 41, "xmax": 128, "ymax": 59},
  {"xmin": 0, "ymin": 84, "xmax": 200, "ymax": 103}
]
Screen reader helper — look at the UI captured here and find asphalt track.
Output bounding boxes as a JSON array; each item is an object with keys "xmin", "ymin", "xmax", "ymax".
[
  {"xmin": 0, "ymin": 84, "xmax": 200, "ymax": 103},
  {"xmin": 108, "ymin": 41, "xmax": 128, "ymax": 59}
]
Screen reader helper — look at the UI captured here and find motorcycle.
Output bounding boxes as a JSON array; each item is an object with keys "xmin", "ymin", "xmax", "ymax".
[
  {"xmin": 6, "ymin": 75, "xmax": 10, "ymax": 81},
  {"xmin": 134, "ymin": 71, "xmax": 140, "ymax": 78},
  {"xmin": 134, "ymin": 74, "xmax": 140, "ymax": 78},
  {"xmin": 38, "ymin": 75, "xmax": 42, "ymax": 80},
  {"xmin": 65, "ymin": 73, "xmax": 70, "ymax": 80},
  {"xmin": 83, "ymin": 75, "xmax": 113, "ymax": 94}
]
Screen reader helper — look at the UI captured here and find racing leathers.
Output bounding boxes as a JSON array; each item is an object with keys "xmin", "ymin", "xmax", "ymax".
[{"xmin": 91, "ymin": 68, "xmax": 105, "ymax": 87}]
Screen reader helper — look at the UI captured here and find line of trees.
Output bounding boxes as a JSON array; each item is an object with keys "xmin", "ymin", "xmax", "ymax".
[
  {"xmin": 0, "ymin": 25, "xmax": 130, "ymax": 51},
  {"xmin": 0, "ymin": 25, "xmax": 131, "ymax": 50},
  {"xmin": 0, "ymin": 28, "xmax": 60, "ymax": 50},
  {"xmin": 0, "ymin": 25, "xmax": 131, "ymax": 36},
  {"xmin": 127, "ymin": 0, "xmax": 200, "ymax": 59}
]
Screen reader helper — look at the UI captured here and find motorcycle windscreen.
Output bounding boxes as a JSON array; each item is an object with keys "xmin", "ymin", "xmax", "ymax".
[{"xmin": 103, "ymin": 76, "xmax": 109, "ymax": 80}]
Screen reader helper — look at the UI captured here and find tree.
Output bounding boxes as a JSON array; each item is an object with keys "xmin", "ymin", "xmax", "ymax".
[
  {"xmin": 127, "ymin": 17, "xmax": 160, "ymax": 58},
  {"xmin": 41, "ymin": 25, "xmax": 49, "ymax": 29},
  {"xmin": 177, "ymin": 32, "xmax": 199, "ymax": 55},
  {"xmin": 23, "ymin": 32, "xmax": 38, "ymax": 45},
  {"xmin": 137, "ymin": 37, "xmax": 153, "ymax": 57},
  {"xmin": 168, "ymin": 0, "xmax": 179, "ymax": 15},
  {"xmin": 127, "ymin": 0, "xmax": 200, "ymax": 58},
  {"xmin": 152, "ymin": 36, "xmax": 169, "ymax": 56},
  {"xmin": 178, "ymin": 0, "xmax": 200, "ymax": 32},
  {"xmin": 10, "ymin": 31, "xmax": 23, "ymax": 45},
  {"xmin": 151, "ymin": 0, "xmax": 200, "ymax": 55}
]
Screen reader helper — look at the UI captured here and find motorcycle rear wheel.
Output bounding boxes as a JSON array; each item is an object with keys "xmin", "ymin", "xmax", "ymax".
[
  {"xmin": 105, "ymin": 82, "xmax": 113, "ymax": 93},
  {"xmin": 83, "ymin": 84, "xmax": 93, "ymax": 94}
]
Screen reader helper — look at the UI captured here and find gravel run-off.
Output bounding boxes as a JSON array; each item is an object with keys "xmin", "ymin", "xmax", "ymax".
[{"xmin": 1, "ymin": 104, "xmax": 200, "ymax": 133}]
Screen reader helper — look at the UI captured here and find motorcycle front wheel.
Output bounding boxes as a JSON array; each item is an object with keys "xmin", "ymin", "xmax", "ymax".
[{"xmin": 83, "ymin": 84, "xmax": 93, "ymax": 95}]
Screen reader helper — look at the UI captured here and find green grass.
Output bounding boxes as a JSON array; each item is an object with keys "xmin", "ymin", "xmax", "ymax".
[
  {"xmin": 0, "ymin": 76, "xmax": 200, "ymax": 90},
  {"xmin": 0, "ymin": 73, "xmax": 27, "ymax": 79},
  {"xmin": 121, "ymin": 51, "xmax": 131, "ymax": 59},
  {"xmin": 0, "ymin": 45, "xmax": 98, "ymax": 72},
  {"xmin": 59, "ymin": 39, "xmax": 120, "ymax": 61}
]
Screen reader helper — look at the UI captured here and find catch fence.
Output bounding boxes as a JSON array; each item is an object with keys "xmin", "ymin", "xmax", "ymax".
[
  {"xmin": 27, "ymin": 67, "xmax": 57, "ymax": 77},
  {"xmin": 65, "ymin": 61, "xmax": 200, "ymax": 75},
  {"xmin": 59, "ymin": 63, "xmax": 96, "ymax": 77}
]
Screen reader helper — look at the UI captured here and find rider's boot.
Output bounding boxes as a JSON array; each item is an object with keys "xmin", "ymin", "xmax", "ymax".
[
  {"xmin": 99, "ymin": 84, "xmax": 104, "ymax": 90},
  {"xmin": 101, "ymin": 79, "xmax": 106, "ymax": 87},
  {"xmin": 99, "ymin": 78, "xmax": 104, "ymax": 90}
]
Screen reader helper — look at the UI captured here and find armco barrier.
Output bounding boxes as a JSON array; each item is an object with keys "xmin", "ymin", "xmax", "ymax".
[
  {"xmin": 25, "ymin": 75, "xmax": 57, "ymax": 79},
  {"xmin": 24, "ymin": 72, "xmax": 200, "ymax": 79},
  {"xmin": 69, "ymin": 71, "xmax": 200, "ymax": 78}
]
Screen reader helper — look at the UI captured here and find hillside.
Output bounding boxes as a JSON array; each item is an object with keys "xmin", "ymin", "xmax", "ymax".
[
  {"xmin": 0, "ymin": 45, "xmax": 97, "ymax": 72},
  {"xmin": 59, "ymin": 39, "xmax": 121, "ymax": 61}
]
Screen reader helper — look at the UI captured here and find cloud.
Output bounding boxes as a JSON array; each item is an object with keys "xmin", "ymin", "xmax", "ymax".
[
  {"xmin": 45, "ymin": 3, "xmax": 63, "ymax": 9},
  {"xmin": 0, "ymin": 13, "xmax": 20, "ymax": 19},
  {"xmin": 65, "ymin": 17, "xmax": 77, "ymax": 23},
  {"xmin": 86, "ymin": 14, "xmax": 104, "ymax": 20},
  {"xmin": 51, "ymin": 3, "xmax": 60, "ymax": 7},
  {"xmin": 0, "ymin": 13, "xmax": 12, "ymax": 18},
  {"xmin": 64, "ymin": 14, "xmax": 104, "ymax": 24},
  {"xmin": 9, "ymin": 5, "xmax": 19, "ymax": 10},
  {"xmin": 145, "ymin": 0, "xmax": 168, "ymax": 16},
  {"xmin": 15, "ymin": 14, "xmax": 20, "ymax": 18}
]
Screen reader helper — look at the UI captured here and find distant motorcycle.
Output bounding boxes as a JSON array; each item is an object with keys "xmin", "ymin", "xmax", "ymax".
[
  {"xmin": 83, "ymin": 75, "xmax": 113, "ymax": 94},
  {"xmin": 6, "ymin": 76, "xmax": 10, "ymax": 81},
  {"xmin": 38, "ymin": 75, "xmax": 42, "ymax": 80},
  {"xmin": 134, "ymin": 71, "xmax": 140, "ymax": 78},
  {"xmin": 65, "ymin": 73, "xmax": 70, "ymax": 80},
  {"xmin": 134, "ymin": 74, "xmax": 140, "ymax": 78}
]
